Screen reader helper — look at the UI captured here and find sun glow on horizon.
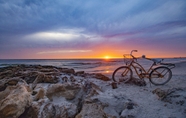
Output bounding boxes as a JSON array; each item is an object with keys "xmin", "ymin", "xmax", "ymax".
[{"xmin": 104, "ymin": 56, "xmax": 110, "ymax": 59}]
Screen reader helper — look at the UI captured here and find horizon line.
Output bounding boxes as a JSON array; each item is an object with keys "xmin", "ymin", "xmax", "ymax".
[{"xmin": 0, "ymin": 56, "xmax": 186, "ymax": 60}]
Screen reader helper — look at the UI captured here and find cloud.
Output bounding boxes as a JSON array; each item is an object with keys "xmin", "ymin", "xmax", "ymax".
[
  {"xmin": 37, "ymin": 49, "xmax": 92, "ymax": 54},
  {"xmin": 1, "ymin": 0, "xmax": 185, "ymax": 36},
  {"xmin": 0, "ymin": 0, "xmax": 186, "ymax": 58}
]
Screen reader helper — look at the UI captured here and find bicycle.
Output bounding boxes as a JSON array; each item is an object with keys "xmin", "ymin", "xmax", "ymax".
[{"xmin": 112, "ymin": 50, "xmax": 175, "ymax": 85}]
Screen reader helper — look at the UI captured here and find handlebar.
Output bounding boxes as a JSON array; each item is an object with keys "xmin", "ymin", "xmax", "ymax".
[
  {"xmin": 130, "ymin": 50, "xmax": 138, "ymax": 62},
  {"xmin": 126, "ymin": 50, "xmax": 175, "ymax": 69},
  {"xmin": 130, "ymin": 50, "xmax": 138, "ymax": 56}
]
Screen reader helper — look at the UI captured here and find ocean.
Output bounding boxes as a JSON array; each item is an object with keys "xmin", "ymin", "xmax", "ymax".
[{"xmin": 0, "ymin": 58, "xmax": 186, "ymax": 77}]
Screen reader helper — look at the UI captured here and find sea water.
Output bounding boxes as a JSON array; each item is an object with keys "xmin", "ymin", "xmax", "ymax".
[{"xmin": 0, "ymin": 58, "xmax": 186, "ymax": 77}]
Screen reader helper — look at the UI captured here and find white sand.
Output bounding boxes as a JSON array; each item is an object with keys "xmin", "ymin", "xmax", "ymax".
[{"xmin": 89, "ymin": 61, "xmax": 186, "ymax": 118}]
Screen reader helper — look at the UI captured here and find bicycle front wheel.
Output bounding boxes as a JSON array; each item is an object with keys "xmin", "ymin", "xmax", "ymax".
[
  {"xmin": 149, "ymin": 66, "xmax": 172, "ymax": 85},
  {"xmin": 112, "ymin": 66, "xmax": 132, "ymax": 83}
]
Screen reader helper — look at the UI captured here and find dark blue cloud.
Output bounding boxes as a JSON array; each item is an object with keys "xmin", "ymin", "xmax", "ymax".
[{"xmin": 0, "ymin": 0, "xmax": 186, "ymax": 58}]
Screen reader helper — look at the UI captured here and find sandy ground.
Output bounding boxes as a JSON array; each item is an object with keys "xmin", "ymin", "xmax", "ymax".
[{"xmin": 90, "ymin": 61, "xmax": 186, "ymax": 118}]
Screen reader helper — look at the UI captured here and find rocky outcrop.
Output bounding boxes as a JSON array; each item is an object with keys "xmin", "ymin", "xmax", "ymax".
[
  {"xmin": 46, "ymin": 83, "xmax": 81, "ymax": 100},
  {"xmin": 75, "ymin": 102, "xmax": 107, "ymax": 118},
  {"xmin": 85, "ymin": 73, "xmax": 110, "ymax": 81},
  {"xmin": 60, "ymin": 68, "xmax": 75, "ymax": 75},
  {"xmin": 120, "ymin": 101, "xmax": 139, "ymax": 118},
  {"xmin": 33, "ymin": 88, "xmax": 45, "ymax": 101},
  {"xmin": 40, "ymin": 102, "xmax": 68, "ymax": 118},
  {"xmin": 152, "ymin": 88, "xmax": 186, "ymax": 105},
  {"xmin": 75, "ymin": 71, "xmax": 85, "ymax": 76},
  {"xmin": 0, "ymin": 82, "xmax": 32, "ymax": 118},
  {"xmin": 1, "ymin": 64, "xmax": 185, "ymax": 118},
  {"xmin": 0, "ymin": 64, "xmax": 125, "ymax": 118},
  {"xmin": 127, "ymin": 77, "xmax": 146, "ymax": 86}
]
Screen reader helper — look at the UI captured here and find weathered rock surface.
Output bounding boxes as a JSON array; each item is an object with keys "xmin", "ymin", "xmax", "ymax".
[
  {"xmin": 120, "ymin": 101, "xmax": 139, "ymax": 118},
  {"xmin": 127, "ymin": 77, "xmax": 146, "ymax": 86},
  {"xmin": 152, "ymin": 88, "xmax": 186, "ymax": 105},
  {"xmin": 75, "ymin": 102, "xmax": 107, "ymax": 118},
  {"xmin": 0, "ymin": 82, "xmax": 32, "ymax": 118},
  {"xmin": 40, "ymin": 102, "xmax": 68, "ymax": 118},
  {"xmin": 85, "ymin": 73, "xmax": 110, "ymax": 81},
  {"xmin": 46, "ymin": 83, "xmax": 81, "ymax": 100}
]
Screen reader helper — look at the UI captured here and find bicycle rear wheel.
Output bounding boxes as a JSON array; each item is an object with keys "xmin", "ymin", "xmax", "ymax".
[
  {"xmin": 149, "ymin": 66, "xmax": 172, "ymax": 85},
  {"xmin": 112, "ymin": 66, "xmax": 132, "ymax": 83}
]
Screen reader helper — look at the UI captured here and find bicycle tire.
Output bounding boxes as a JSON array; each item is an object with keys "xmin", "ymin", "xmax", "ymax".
[
  {"xmin": 149, "ymin": 66, "xmax": 172, "ymax": 85},
  {"xmin": 112, "ymin": 66, "xmax": 132, "ymax": 83}
]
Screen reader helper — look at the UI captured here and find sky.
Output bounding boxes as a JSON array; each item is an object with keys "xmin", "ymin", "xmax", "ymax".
[{"xmin": 0, "ymin": 0, "xmax": 186, "ymax": 59}]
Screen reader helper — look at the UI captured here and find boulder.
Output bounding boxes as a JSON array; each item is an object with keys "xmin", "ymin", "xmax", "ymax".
[
  {"xmin": 23, "ymin": 98, "xmax": 75, "ymax": 118},
  {"xmin": 33, "ymin": 73, "xmax": 58, "ymax": 84},
  {"xmin": 40, "ymin": 103, "xmax": 68, "ymax": 118},
  {"xmin": 94, "ymin": 73, "xmax": 110, "ymax": 81},
  {"xmin": 152, "ymin": 88, "xmax": 186, "ymax": 105},
  {"xmin": 0, "ymin": 70, "xmax": 13, "ymax": 79},
  {"xmin": 0, "ymin": 83, "xmax": 32, "ymax": 118},
  {"xmin": 86, "ymin": 82, "xmax": 103, "ymax": 98},
  {"xmin": 127, "ymin": 77, "xmax": 146, "ymax": 86},
  {"xmin": 0, "ymin": 77, "xmax": 22, "ymax": 92},
  {"xmin": 61, "ymin": 68, "xmax": 75, "ymax": 74},
  {"xmin": 0, "ymin": 85, "xmax": 17, "ymax": 102},
  {"xmin": 70, "ymin": 76, "xmax": 76, "ymax": 82},
  {"xmin": 120, "ymin": 101, "xmax": 139, "ymax": 118},
  {"xmin": 46, "ymin": 83, "xmax": 81, "ymax": 100},
  {"xmin": 75, "ymin": 71, "xmax": 85, "ymax": 76},
  {"xmin": 24, "ymin": 99, "xmax": 48, "ymax": 118},
  {"xmin": 88, "ymin": 73, "xmax": 110, "ymax": 81},
  {"xmin": 75, "ymin": 102, "xmax": 107, "ymax": 118},
  {"xmin": 152, "ymin": 88, "xmax": 167, "ymax": 100},
  {"xmin": 22, "ymin": 71, "xmax": 39, "ymax": 84},
  {"xmin": 62, "ymin": 76, "xmax": 68, "ymax": 82},
  {"xmin": 33, "ymin": 88, "xmax": 45, "ymax": 101}
]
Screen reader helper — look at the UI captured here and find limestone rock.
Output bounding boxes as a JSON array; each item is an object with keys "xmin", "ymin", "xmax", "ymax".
[
  {"xmin": 0, "ymin": 85, "xmax": 17, "ymax": 102},
  {"xmin": 0, "ymin": 70, "xmax": 13, "ymax": 79},
  {"xmin": 88, "ymin": 73, "xmax": 110, "ymax": 81},
  {"xmin": 70, "ymin": 76, "xmax": 76, "ymax": 82},
  {"xmin": 23, "ymin": 71, "xmax": 39, "ymax": 84},
  {"xmin": 46, "ymin": 83, "xmax": 81, "ymax": 100},
  {"xmin": 152, "ymin": 88, "xmax": 186, "ymax": 105},
  {"xmin": 75, "ymin": 71, "xmax": 85, "ymax": 76},
  {"xmin": 40, "ymin": 103, "xmax": 68, "ymax": 118},
  {"xmin": 33, "ymin": 88, "xmax": 45, "ymax": 101},
  {"xmin": 120, "ymin": 101, "xmax": 139, "ymax": 118},
  {"xmin": 152, "ymin": 88, "xmax": 167, "ymax": 99},
  {"xmin": 86, "ymin": 82, "xmax": 103, "ymax": 98},
  {"xmin": 0, "ymin": 83, "xmax": 32, "ymax": 118},
  {"xmin": 25, "ymin": 99, "xmax": 48, "ymax": 118},
  {"xmin": 127, "ymin": 77, "xmax": 146, "ymax": 86},
  {"xmin": 75, "ymin": 103, "xmax": 107, "ymax": 118},
  {"xmin": 33, "ymin": 73, "xmax": 58, "ymax": 84},
  {"xmin": 61, "ymin": 68, "xmax": 75, "ymax": 74},
  {"xmin": 62, "ymin": 76, "xmax": 68, "ymax": 82}
]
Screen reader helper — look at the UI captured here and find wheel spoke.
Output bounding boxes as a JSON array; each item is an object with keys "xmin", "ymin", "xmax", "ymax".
[
  {"xmin": 150, "ymin": 67, "xmax": 172, "ymax": 85},
  {"xmin": 112, "ymin": 66, "xmax": 132, "ymax": 83}
]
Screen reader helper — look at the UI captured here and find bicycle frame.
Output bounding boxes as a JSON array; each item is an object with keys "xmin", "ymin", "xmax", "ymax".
[
  {"xmin": 127, "ymin": 60, "xmax": 155, "ymax": 79},
  {"xmin": 125, "ymin": 50, "xmax": 175, "ymax": 79},
  {"xmin": 113, "ymin": 50, "xmax": 175, "ymax": 85}
]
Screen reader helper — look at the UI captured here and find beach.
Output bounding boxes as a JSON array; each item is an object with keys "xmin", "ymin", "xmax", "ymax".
[{"xmin": 0, "ymin": 59, "xmax": 186, "ymax": 118}]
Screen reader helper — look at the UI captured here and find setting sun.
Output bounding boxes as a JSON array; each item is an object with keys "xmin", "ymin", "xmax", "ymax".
[{"xmin": 104, "ymin": 56, "xmax": 110, "ymax": 59}]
